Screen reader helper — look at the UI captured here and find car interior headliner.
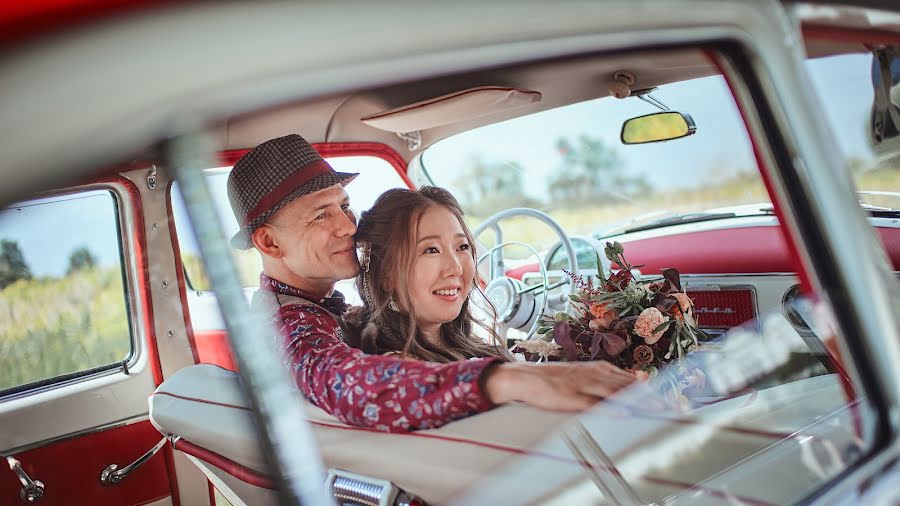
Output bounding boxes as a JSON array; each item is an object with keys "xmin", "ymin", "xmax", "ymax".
[
  {"xmin": 216, "ymin": 38, "xmax": 865, "ymax": 161},
  {"xmin": 0, "ymin": 0, "xmax": 881, "ymax": 207}
]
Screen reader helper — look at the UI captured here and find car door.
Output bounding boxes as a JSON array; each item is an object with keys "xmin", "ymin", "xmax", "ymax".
[{"xmin": 0, "ymin": 171, "xmax": 209, "ymax": 506}]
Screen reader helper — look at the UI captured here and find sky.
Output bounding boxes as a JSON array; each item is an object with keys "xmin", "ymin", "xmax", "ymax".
[
  {"xmin": 0, "ymin": 191, "xmax": 122, "ymax": 278},
  {"xmin": 422, "ymin": 53, "xmax": 876, "ymax": 200},
  {"xmin": 0, "ymin": 53, "xmax": 883, "ymax": 279}
]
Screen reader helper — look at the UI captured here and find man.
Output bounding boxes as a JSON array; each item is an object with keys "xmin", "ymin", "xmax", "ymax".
[{"xmin": 228, "ymin": 134, "xmax": 635, "ymax": 432}]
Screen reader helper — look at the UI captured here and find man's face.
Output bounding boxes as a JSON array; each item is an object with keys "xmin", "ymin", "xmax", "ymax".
[{"xmin": 264, "ymin": 184, "xmax": 360, "ymax": 286}]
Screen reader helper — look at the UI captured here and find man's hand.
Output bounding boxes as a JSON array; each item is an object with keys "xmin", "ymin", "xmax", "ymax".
[{"xmin": 482, "ymin": 361, "xmax": 636, "ymax": 411}]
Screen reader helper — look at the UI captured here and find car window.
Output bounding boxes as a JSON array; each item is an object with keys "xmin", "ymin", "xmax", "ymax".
[
  {"xmin": 422, "ymin": 70, "xmax": 767, "ymax": 256},
  {"xmin": 419, "ymin": 48, "xmax": 876, "ymax": 505},
  {"xmin": 0, "ymin": 190, "xmax": 132, "ymax": 394},
  {"xmin": 805, "ymin": 51, "xmax": 900, "ymax": 251},
  {"xmin": 172, "ymin": 155, "xmax": 408, "ymax": 298}
]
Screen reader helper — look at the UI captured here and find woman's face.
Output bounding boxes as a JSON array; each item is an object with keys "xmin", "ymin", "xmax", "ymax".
[{"xmin": 406, "ymin": 205, "xmax": 475, "ymax": 336}]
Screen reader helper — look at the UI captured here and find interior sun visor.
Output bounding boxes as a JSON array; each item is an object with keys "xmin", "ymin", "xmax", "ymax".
[{"xmin": 361, "ymin": 86, "xmax": 542, "ymax": 132}]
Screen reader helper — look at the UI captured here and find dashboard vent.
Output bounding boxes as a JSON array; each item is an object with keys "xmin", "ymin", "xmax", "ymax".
[{"xmin": 686, "ymin": 287, "xmax": 757, "ymax": 329}]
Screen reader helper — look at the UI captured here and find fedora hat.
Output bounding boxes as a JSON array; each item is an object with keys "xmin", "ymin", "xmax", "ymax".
[{"xmin": 227, "ymin": 134, "xmax": 358, "ymax": 249}]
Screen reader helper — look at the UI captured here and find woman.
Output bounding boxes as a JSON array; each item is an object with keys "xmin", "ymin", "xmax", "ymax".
[{"xmin": 344, "ymin": 186, "xmax": 511, "ymax": 362}]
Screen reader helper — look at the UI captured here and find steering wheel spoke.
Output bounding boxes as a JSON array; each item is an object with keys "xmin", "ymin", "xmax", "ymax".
[
  {"xmin": 517, "ymin": 278, "xmax": 570, "ymax": 296},
  {"xmin": 473, "ymin": 208, "xmax": 580, "ymax": 340}
]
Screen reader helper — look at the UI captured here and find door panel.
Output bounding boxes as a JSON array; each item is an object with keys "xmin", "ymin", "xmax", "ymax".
[
  {"xmin": 0, "ymin": 420, "xmax": 172, "ymax": 506},
  {"xmin": 0, "ymin": 179, "xmax": 188, "ymax": 505}
]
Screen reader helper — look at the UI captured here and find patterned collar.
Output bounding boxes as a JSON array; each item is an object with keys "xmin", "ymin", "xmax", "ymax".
[{"xmin": 258, "ymin": 273, "xmax": 348, "ymax": 315}]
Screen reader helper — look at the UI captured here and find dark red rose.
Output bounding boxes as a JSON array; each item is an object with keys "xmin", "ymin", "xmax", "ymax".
[
  {"xmin": 633, "ymin": 344, "xmax": 654, "ymax": 366},
  {"xmin": 605, "ymin": 269, "xmax": 633, "ymax": 291}
]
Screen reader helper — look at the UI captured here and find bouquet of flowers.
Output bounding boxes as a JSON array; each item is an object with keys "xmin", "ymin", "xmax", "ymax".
[{"xmin": 517, "ymin": 241, "xmax": 711, "ymax": 400}]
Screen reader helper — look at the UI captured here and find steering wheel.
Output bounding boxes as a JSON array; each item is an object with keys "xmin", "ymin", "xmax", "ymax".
[{"xmin": 473, "ymin": 208, "xmax": 580, "ymax": 340}]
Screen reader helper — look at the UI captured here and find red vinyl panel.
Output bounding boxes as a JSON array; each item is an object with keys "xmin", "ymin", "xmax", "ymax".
[
  {"xmin": 194, "ymin": 330, "xmax": 238, "ymax": 372},
  {"xmin": 0, "ymin": 421, "xmax": 170, "ymax": 506}
]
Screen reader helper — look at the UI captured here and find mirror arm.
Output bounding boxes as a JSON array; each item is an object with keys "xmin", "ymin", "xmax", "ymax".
[{"xmin": 637, "ymin": 92, "xmax": 669, "ymax": 112}]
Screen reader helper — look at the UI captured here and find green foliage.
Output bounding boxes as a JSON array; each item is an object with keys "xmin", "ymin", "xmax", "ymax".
[
  {"xmin": 0, "ymin": 265, "xmax": 130, "ymax": 392},
  {"xmin": 547, "ymin": 135, "xmax": 649, "ymax": 208},
  {"xmin": 453, "ymin": 156, "xmax": 539, "ymax": 217},
  {"xmin": 0, "ymin": 239, "xmax": 32, "ymax": 289},
  {"xmin": 66, "ymin": 246, "xmax": 97, "ymax": 275}
]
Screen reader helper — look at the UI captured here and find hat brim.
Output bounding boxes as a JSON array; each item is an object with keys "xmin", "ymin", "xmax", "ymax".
[{"xmin": 230, "ymin": 171, "xmax": 358, "ymax": 250}]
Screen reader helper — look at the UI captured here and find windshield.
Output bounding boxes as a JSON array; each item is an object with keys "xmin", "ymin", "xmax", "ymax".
[
  {"xmin": 421, "ymin": 70, "xmax": 766, "ymax": 251},
  {"xmin": 422, "ymin": 52, "xmax": 898, "ymax": 253}
]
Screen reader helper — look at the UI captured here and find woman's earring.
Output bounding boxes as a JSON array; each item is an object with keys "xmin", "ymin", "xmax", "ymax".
[{"xmin": 388, "ymin": 297, "xmax": 399, "ymax": 312}]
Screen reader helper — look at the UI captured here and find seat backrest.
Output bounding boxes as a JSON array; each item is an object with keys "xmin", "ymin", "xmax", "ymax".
[
  {"xmin": 148, "ymin": 364, "xmax": 582, "ymax": 505},
  {"xmin": 148, "ymin": 364, "xmax": 276, "ymax": 506}
]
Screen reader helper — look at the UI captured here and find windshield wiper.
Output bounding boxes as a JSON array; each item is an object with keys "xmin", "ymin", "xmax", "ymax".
[
  {"xmin": 623, "ymin": 211, "xmax": 737, "ymax": 234},
  {"xmin": 862, "ymin": 205, "xmax": 900, "ymax": 217}
]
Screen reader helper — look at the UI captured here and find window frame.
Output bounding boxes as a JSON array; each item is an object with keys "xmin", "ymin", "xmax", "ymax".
[
  {"xmin": 708, "ymin": 39, "xmax": 899, "ymax": 502},
  {"xmin": 0, "ymin": 182, "xmax": 143, "ymax": 400},
  {"xmin": 173, "ymin": 143, "xmax": 412, "ymax": 293}
]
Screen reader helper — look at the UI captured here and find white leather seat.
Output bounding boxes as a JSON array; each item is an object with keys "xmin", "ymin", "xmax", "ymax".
[
  {"xmin": 148, "ymin": 364, "xmax": 580, "ymax": 505},
  {"xmin": 149, "ymin": 364, "xmax": 858, "ymax": 505}
]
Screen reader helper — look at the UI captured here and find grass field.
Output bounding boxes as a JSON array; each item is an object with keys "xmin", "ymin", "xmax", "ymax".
[{"xmin": 0, "ymin": 266, "xmax": 130, "ymax": 391}]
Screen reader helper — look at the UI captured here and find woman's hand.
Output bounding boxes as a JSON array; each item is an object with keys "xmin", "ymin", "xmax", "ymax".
[{"xmin": 482, "ymin": 361, "xmax": 636, "ymax": 411}]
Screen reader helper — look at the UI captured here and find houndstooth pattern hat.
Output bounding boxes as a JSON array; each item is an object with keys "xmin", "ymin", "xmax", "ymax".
[{"xmin": 227, "ymin": 134, "xmax": 358, "ymax": 249}]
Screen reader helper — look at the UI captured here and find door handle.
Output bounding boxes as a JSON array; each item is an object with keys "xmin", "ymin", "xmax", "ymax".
[
  {"xmin": 100, "ymin": 437, "xmax": 167, "ymax": 486},
  {"xmin": 5, "ymin": 456, "xmax": 45, "ymax": 503}
]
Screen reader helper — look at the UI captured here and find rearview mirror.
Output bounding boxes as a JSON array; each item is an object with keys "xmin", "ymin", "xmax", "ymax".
[{"xmin": 620, "ymin": 111, "xmax": 696, "ymax": 144}]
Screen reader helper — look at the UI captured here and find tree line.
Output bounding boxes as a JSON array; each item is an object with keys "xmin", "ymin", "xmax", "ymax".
[
  {"xmin": 0, "ymin": 240, "xmax": 97, "ymax": 289},
  {"xmin": 453, "ymin": 135, "xmax": 649, "ymax": 217}
]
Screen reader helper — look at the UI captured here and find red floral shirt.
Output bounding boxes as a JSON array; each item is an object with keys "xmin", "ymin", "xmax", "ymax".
[{"xmin": 255, "ymin": 274, "xmax": 500, "ymax": 432}]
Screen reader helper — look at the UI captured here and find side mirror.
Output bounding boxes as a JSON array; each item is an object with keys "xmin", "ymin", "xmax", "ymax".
[
  {"xmin": 620, "ymin": 111, "xmax": 696, "ymax": 144},
  {"xmin": 871, "ymin": 47, "xmax": 900, "ymax": 145}
]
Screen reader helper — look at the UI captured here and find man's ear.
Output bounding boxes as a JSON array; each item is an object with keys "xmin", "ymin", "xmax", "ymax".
[{"xmin": 251, "ymin": 225, "xmax": 284, "ymax": 259}]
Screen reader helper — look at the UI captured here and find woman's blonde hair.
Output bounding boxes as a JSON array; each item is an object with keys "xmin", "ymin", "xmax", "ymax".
[{"xmin": 345, "ymin": 186, "xmax": 511, "ymax": 363}]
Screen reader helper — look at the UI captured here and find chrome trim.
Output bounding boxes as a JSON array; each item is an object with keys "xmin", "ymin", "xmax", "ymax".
[
  {"xmin": 325, "ymin": 469, "xmax": 404, "ymax": 506},
  {"xmin": 6, "ymin": 456, "xmax": 44, "ymax": 502},
  {"xmin": 0, "ymin": 415, "xmax": 149, "ymax": 456},
  {"xmin": 100, "ymin": 437, "xmax": 167, "ymax": 486},
  {"xmin": 146, "ymin": 165, "xmax": 158, "ymax": 190},
  {"xmin": 332, "ymin": 476, "xmax": 385, "ymax": 506}
]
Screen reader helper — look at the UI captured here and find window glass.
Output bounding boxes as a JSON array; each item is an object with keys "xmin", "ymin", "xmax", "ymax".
[
  {"xmin": 0, "ymin": 190, "xmax": 132, "ymax": 393},
  {"xmin": 172, "ymin": 155, "xmax": 408, "ymax": 302},
  {"xmin": 546, "ymin": 238, "xmax": 599, "ymax": 271},
  {"xmin": 422, "ymin": 71, "xmax": 767, "ymax": 256},
  {"xmin": 419, "ymin": 48, "xmax": 874, "ymax": 504},
  {"xmin": 805, "ymin": 51, "xmax": 900, "ymax": 256}
]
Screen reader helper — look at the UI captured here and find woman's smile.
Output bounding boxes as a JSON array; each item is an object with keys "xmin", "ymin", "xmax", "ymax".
[{"xmin": 433, "ymin": 287, "xmax": 461, "ymax": 299}]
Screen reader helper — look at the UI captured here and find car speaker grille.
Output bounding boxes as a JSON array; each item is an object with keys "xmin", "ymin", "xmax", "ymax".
[{"xmin": 686, "ymin": 287, "xmax": 756, "ymax": 329}]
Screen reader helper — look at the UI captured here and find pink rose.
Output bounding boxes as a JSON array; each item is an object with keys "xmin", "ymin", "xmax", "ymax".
[{"xmin": 634, "ymin": 307, "xmax": 668, "ymax": 344}]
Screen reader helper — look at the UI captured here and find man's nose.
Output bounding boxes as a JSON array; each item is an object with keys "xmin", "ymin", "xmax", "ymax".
[{"xmin": 335, "ymin": 208, "xmax": 357, "ymax": 236}]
